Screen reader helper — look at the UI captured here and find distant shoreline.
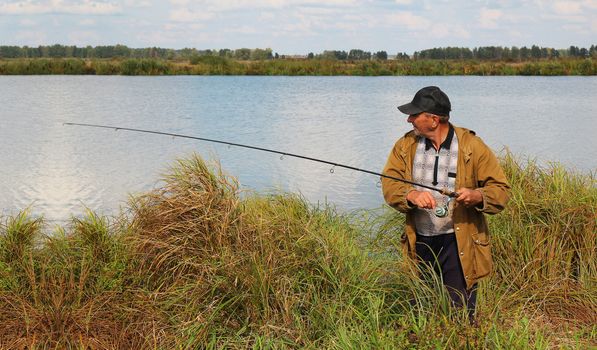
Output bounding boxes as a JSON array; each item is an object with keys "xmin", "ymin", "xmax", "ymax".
[{"xmin": 0, "ymin": 57, "xmax": 595, "ymax": 76}]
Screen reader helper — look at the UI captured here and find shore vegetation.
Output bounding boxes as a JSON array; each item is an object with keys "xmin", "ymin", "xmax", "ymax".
[
  {"xmin": 0, "ymin": 153, "xmax": 595, "ymax": 348},
  {"xmin": 0, "ymin": 57, "xmax": 595, "ymax": 76},
  {"xmin": 1, "ymin": 44, "xmax": 596, "ymax": 76}
]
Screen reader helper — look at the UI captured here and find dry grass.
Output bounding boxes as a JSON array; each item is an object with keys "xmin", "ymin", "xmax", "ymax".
[{"xmin": 0, "ymin": 152, "xmax": 594, "ymax": 349}]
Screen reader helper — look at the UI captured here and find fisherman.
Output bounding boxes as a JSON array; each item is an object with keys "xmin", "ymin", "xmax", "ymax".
[{"xmin": 381, "ymin": 86, "xmax": 510, "ymax": 321}]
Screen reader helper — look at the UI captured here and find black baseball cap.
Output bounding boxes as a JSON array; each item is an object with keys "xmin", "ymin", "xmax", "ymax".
[{"xmin": 397, "ymin": 86, "xmax": 451, "ymax": 116}]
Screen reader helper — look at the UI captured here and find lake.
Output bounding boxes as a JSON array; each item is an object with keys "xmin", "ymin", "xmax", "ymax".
[{"xmin": 1, "ymin": 76, "xmax": 595, "ymax": 223}]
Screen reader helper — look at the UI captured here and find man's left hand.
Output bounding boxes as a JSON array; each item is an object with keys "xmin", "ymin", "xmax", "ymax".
[{"xmin": 456, "ymin": 188, "xmax": 483, "ymax": 208}]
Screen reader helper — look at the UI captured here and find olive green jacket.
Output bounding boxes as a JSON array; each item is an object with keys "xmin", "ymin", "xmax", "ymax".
[{"xmin": 381, "ymin": 125, "xmax": 510, "ymax": 290}]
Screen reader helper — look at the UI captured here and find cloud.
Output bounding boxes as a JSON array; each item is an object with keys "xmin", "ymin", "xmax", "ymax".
[
  {"xmin": 478, "ymin": 8, "xmax": 502, "ymax": 29},
  {"xmin": 19, "ymin": 18, "xmax": 37, "ymax": 25},
  {"xmin": 168, "ymin": 0, "xmax": 358, "ymax": 12},
  {"xmin": 386, "ymin": 11, "xmax": 430, "ymax": 30},
  {"xmin": 429, "ymin": 23, "xmax": 470, "ymax": 39},
  {"xmin": 123, "ymin": 0, "xmax": 151, "ymax": 7},
  {"xmin": 551, "ymin": 1, "xmax": 582, "ymax": 15},
  {"xmin": 394, "ymin": 0, "xmax": 412, "ymax": 4},
  {"xmin": 227, "ymin": 25, "xmax": 260, "ymax": 34},
  {"xmin": 0, "ymin": 0, "xmax": 122, "ymax": 15},
  {"xmin": 78, "ymin": 18, "xmax": 95, "ymax": 25},
  {"xmin": 136, "ymin": 26, "xmax": 213, "ymax": 47},
  {"xmin": 259, "ymin": 11, "xmax": 275, "ymax": 20},
  {"xmin": 15, "ymin": 29, "xmax": 47, "ymax": 44},
  {"xmin": 168, "ymin": 8, "xmax": 214, "ymax": 22},
  {"xmin": 68, "ymin": 30, "xmax": 100, "ymax": 44}
]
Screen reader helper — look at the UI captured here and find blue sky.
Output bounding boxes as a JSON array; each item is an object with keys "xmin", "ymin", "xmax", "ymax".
[{"xmin": 0, "ymin": 0, "xmax": 595, "ymax": 55}]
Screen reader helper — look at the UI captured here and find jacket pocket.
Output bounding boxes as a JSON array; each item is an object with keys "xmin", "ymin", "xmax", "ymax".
[{"xmin": 472, "ymin": 233, "xmax": 493, "ymax": 279}]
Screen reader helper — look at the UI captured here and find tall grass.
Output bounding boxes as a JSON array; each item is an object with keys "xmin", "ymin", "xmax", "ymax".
[
  {"xmin": 0, "ymin": 57, "xmax": 595, "ymax": 75},
  {"xmin": 0, "ymin": 153, "xmax": 594, "ymax": 348}
]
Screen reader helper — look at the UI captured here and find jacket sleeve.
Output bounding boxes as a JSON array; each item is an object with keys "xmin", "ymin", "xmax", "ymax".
[
  {"xmin": 473, "ymin": 138, "xmax": 511, "ymax": 215},
  {"xmin": 381, "ymin": 138, "xmax": 416, "ymax": 213}
]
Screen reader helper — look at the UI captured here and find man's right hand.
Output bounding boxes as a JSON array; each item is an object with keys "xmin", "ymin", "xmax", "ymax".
[{"xmin": 406, "ymin": 190, "xmax": 436, "ymax": 209}]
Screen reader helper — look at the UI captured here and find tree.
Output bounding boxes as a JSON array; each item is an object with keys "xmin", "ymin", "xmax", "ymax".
[
  {"xmin": 510, "ymin": 46, "xmax": 520, "ymax": 61},
  {"xmin": 531, "ymin": 45, "xmax": 541, "ymax": 59},
  {"xmin": 250, "ymin": 48, "xmax": 273, "ymax": 60},
  {"xmin": 395, "ymin": 52, "xmax": 410, "ymax": 60},
  {"xmin": 348, "ymin": 49, "xmax": 371, "ymax": 60},
  {"xmin": 374, "ymin": 51, "xmax": 387, "ymax": 60},
  {"xmin": 579, "ymin": 47, "xmax": 589, "ymax": 58},
  {"xmin": 218, "ymin": 49, "xmax": 233, "ymax": 58},
  {"xmin": 320, "ymin": 50, "xmax": 347, "ymax": 60},
  {"xmin": 519, "ymin": 46, "xmax": 530, "ymax": 60},
  {"xmin": 234, "ymin": 48, "xmax": 251, "ymax": 60}
]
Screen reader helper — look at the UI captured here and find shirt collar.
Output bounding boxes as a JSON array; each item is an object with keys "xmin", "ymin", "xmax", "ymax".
[{"xmin": 425, "ymin": 124, "xmax": 455, "ymax": 151}]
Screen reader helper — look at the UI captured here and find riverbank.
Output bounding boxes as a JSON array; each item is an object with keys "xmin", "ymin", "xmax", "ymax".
[
  {"xmin": 0, "ymin": 153, "xmax": 595, "ymax": 348},
  {"xmin": 0, "ymin": 57, "xmax": 595, "ymax": 76}
]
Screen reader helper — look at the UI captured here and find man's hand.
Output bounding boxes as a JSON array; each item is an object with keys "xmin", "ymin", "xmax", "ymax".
[
  {"xmin": 456, "ymin": 188, "xmax": 483, "ymax": 207},
  {"xmin": 406, "ymin": 190, "xmax": 436, "ymax": 209}
]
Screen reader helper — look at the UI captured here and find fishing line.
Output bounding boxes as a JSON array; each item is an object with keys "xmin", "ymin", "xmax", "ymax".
[{"xmin": 63, "ymin": 122, "xmax": 458, "ymax": 199}]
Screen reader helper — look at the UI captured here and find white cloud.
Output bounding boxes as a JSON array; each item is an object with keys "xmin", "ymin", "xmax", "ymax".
[
  {"xmin": 297, "ymin": 6, "xmax": 339, "ymax": 15},
  {"xmin": 394, "ymin": 0, "xmax": 412, "ymax": 4},
  {"xmin": 385, "ymin": 11, "xmax": 430, "ymax": 30},
  {"xmin": 19, "ymin": 18, "xmax": 37, "ymax": 26},
  {"xmin": 124, "ymin": 0, "xmax": 151, "ymax": 7},
  {"xmin": 168, "ymin": 8, "xmax": 214, "ymax": 22},
  {"xmin": 0, "ymin": 0, "xmax": 122, "ymax": 15},
  {"xmin": 15, "ymin": 30, "xmax": 47, "ymax": 44},
  {"xmin": 429, "ymin": 23, "xmax": 470, "ymax": 39},
  {"xmin": 169, "ymin": 0, "xmax": 358, "ymax": 12},
  {"xmin": 551, "ymin": 1, "xmax": 582, "ymax": 15},
  {"xmin": 137, "ymin": 27, "xmax": 212, "ymax": 47},
  {"xmin": 259, "ymin": 11, "xmax": 275, "ymax": 20},
  {"xmin": 68, "ymin": 30, "xmax": 100, "ymax": 44},
  {"xmin": 478, "ymin": 8, "xmax": 502, "ymax": 29},
  {"xmin": 79, "ymin": 18, "xmax": 96, "ymax": 25},
  {"xmin": 227, "ymin": 25, "xmax": 260, "ymax": 34}
]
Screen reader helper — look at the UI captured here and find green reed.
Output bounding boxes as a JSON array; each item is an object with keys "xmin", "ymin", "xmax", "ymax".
[{"xmin": 0, "ymin": 152, "xmax": 594, "ymax": 348}]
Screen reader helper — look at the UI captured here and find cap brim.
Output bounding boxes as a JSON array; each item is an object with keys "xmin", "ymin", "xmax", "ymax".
[{"xmin": 397, "ymin": 102, "xmax": 423, "ymax": 115}]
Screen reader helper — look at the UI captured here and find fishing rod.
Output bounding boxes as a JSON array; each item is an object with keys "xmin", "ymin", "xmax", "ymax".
[{"xmin": 63, "ymin": 122, "xmax": 458, "ymax": 198}]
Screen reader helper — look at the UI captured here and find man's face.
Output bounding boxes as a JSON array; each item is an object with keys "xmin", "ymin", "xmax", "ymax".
[{"xmin": 407, "ymin": 112, "xmax": 435, "ymax": 137}]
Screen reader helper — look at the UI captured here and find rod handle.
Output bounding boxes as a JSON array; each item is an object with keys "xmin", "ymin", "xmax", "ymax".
[{"xmin": 441, "ymin": 188, "xmax": 459, "ymax": 198}]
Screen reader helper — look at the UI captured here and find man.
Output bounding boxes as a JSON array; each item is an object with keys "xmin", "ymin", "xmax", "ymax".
[{"xmin": 381, "ymin": 86, "xmax": 510, "ymax": 320}]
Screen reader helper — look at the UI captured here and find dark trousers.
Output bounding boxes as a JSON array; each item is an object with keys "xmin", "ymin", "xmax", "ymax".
[{"xmin": 415, "ymin": 233, "xmax": 477, "ymax": 320}]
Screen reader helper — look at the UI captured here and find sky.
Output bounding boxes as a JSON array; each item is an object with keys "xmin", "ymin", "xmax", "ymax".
[{"xmin": 0, "ymin": 0, "xmax": 595, "ymax": 55}]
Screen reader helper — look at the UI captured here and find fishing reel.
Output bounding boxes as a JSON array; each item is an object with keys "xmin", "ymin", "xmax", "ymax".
[{"xmin": 433, "ymin": 197, "xmax": 453, "ymax": 218}]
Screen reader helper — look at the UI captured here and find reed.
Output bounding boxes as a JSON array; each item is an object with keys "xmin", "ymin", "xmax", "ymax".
[
  {"xmin": 0, "ymin": 152, "xmax": 594, "ymax": 348},
  {"xmin": 0, "ymin": 57, "xmax": 595, "ymax": 75}
]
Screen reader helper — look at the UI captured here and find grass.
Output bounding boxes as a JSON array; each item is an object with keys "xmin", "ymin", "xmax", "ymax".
[
  {"xmin": 0, "ymin": 57, "xmax": 595, "ymax": 75},
  {"xmin": 0, "ymin": 152, "xmax": 594, "ymax": 349}
]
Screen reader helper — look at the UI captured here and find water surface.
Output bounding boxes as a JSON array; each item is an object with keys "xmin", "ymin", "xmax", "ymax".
[{"xmin": 1, "ymin": 76, "xmax": 595, "ymax": 223}]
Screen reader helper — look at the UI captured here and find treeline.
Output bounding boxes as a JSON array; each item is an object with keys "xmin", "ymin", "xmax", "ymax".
[
  {"xmin": 0, "ymin": 44, "xmax": 276, "ymax": 60},
  {"xmin": 0, "ymin": 44, "xmax": 595, "ymax": 61},
  {"xmin": 414, "ymin": 45, "xmax": 597, "ymax": 60},
  {"xmin": 0, "ymin": 57, "xmax": 595, "ymax": 76}
]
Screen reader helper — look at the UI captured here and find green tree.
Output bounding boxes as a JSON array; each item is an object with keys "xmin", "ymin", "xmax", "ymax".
[
  {"xmin": 374, "ymin": 51, "xmax": 387, "ymax": 60},
  {"xmin": 250, "ymin": 48, "xmax": 273, "ymax": 60},
  {"xmin": 531, "ymin": 45, "xmax": 541, "ymax": 59},
  {"xmin": 234, "ymin": 48, "xmax": 251, "ymax": 60},
  {"xmin": 348, "ymin": 49, "xmax": 371, "ymax": 60}
]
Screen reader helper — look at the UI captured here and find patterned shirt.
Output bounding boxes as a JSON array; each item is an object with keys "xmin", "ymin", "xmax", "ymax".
[{"xmin": 412, "ymin": 126, "xmax": 458, "ymax": 236}]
